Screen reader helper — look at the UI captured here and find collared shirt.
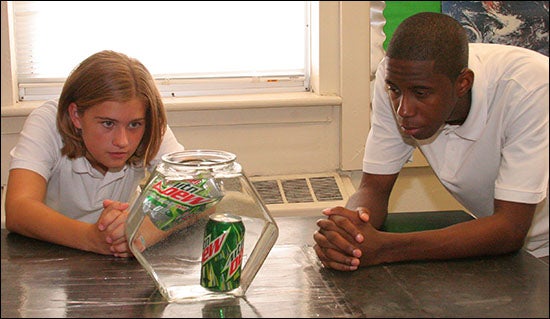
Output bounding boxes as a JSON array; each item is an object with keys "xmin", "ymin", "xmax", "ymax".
[
  {"xmin": 364, "ymin": 43, "xmax": 549, "ymax": 257},
  {"xmin": 9, "ymin": 100, "xmax": 185, "ymax": 223}
]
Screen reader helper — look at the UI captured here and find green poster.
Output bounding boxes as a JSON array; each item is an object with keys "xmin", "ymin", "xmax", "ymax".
[{"xmin": 383, "ymin": 1, "xmax": 442, "ymax": 50}]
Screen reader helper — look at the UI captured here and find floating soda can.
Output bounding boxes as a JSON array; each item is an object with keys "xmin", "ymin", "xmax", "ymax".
[
  {"xmin": 200, "ymin": 213, "xmax": 245, "ymax": 292},
  {"xmin": 142, "ymin": 176, "xmax": 224, "ymax": 231}
]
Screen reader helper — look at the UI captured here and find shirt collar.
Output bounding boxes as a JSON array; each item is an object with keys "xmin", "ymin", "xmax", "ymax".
[{"xmin": 72, "ymin": 156, "xmax": 128, "ymax": 180}]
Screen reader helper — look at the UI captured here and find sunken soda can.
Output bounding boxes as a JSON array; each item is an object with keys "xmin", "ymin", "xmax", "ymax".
[
  {"xmin": 201, "ymin": 213, "xmax": 245, "ymax": 291},
  {"xmin": 142, "ymin": 176, "xmax": 224, "ymax": 231}
]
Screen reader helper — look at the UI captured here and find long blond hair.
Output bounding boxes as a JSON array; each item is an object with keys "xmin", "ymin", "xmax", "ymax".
[{"xmin": 57, "ymin": 50, "xmax": 166, "ymax": 167}]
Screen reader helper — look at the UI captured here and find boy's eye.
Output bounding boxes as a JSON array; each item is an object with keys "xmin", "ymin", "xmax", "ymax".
[
  {"xmin": 385, "ymin": 85, "xmax": 400, "ymax": 95},
  {"xmin": 414, "ymin": 89, "xmax": 429, "ymax": 97}
]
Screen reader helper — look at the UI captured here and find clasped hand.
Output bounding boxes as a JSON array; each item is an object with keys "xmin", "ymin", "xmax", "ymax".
[
  {"xmin": 313, "ymin": 206, "xmax": 385, "ymax": 270},
  {"xmin": 96, "ymin": 199, "xmax": 132, "ymax": 257}
]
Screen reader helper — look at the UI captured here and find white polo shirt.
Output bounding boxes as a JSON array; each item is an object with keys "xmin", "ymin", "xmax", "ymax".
[
  {"xmin": 9, "ymin": 100, "xmax": 186, "ymax": 224},
  {"xmin": 364, "ymin": 43, "xmax": 549, "ymax": 257}
]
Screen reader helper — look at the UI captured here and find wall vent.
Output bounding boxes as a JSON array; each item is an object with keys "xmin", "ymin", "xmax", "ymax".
[{"xmin": 250, "ymin": 172, "xmax": 356, "ymax": 217}]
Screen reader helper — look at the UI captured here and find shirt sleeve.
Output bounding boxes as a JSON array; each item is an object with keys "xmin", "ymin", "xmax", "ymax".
[
  {"xmin": 9, "ymin": 100, "xmax": 62, "ymax": 181},
  {"xmin": 496, "ymin": 79, "xmax": 549, "ymax": 204}
]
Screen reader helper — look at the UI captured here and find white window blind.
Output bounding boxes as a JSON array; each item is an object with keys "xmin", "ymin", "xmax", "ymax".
[{"xmin": 13, "ymin": 1, "xmax": 310, "ymax": 101}]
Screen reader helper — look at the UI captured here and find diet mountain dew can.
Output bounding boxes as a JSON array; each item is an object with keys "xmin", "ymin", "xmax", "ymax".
[
  {"xmin": 200, "ymin": 213, "xmax": 245, "ymax": 292},
  {"xmin": 142, "ymin": 176, "xmax": 224, "ymax": 231}
]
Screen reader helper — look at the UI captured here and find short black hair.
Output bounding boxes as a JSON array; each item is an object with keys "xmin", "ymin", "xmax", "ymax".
[{"xmin": 386, "ymin": 12, "xmax": 469, "ymax": 80}]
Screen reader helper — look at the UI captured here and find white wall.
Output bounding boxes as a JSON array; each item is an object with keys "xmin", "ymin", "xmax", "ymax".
[{"xmin": 0, "ymin": 1, "xmax": 466, "ymax": 215}]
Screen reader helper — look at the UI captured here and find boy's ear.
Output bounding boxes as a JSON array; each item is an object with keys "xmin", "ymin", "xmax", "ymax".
[{"xmin": 456, "ymin": 68, "xmax": 474, "ymax": 97}]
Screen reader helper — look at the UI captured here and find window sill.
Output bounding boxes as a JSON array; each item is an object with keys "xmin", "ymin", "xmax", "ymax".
[{"xmin": 1, "ymin": 92, "xmax": 342, "ymax": 117}]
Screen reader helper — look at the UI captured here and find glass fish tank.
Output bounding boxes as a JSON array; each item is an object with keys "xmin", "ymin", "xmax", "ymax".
[{"xmin": 125, "ymin": 150, "xmax": 279, "ymax": 302}]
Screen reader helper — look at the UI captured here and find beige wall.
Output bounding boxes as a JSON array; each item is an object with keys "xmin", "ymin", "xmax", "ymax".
[
  {"xmin": 0, "ymin": 2, "xmax": 466, "ymax": 222},
  {"xmin": 348, "ymin": 169, "xmax": 467, "ymax": 214}
]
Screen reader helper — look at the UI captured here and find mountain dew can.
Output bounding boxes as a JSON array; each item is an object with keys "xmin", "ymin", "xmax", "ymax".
[
  {"xmin": 142, "ymin": 177, "xmax": 224, "ymax": 231},
  {"xmin": 200, "ymin": 213, "xmax": 245, "ymax": 292}
]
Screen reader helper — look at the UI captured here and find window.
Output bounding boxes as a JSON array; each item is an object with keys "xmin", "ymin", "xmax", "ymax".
[{"xmin": 13, "ymin": 1, "xmax": 310, "ymax": 101}]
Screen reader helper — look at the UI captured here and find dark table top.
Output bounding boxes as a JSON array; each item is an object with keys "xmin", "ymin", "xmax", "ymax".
[{"xmin": 2, "ymin": 211, "xmax": 548, "ymax": 318}]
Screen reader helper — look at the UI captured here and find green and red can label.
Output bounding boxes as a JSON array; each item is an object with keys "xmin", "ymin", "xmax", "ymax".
[
  {"xmin": 200, "ymin": 213, "xmax": 245, "ymax": 291},
  {"xmin": 142, "ymin": 176, "xmax": 224, "ymax": 231}
]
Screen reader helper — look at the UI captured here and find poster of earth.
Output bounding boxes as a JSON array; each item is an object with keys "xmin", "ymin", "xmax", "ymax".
[{"xmin": 442, "ymin": 1, "xmax": 549, "ymax": 56}]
